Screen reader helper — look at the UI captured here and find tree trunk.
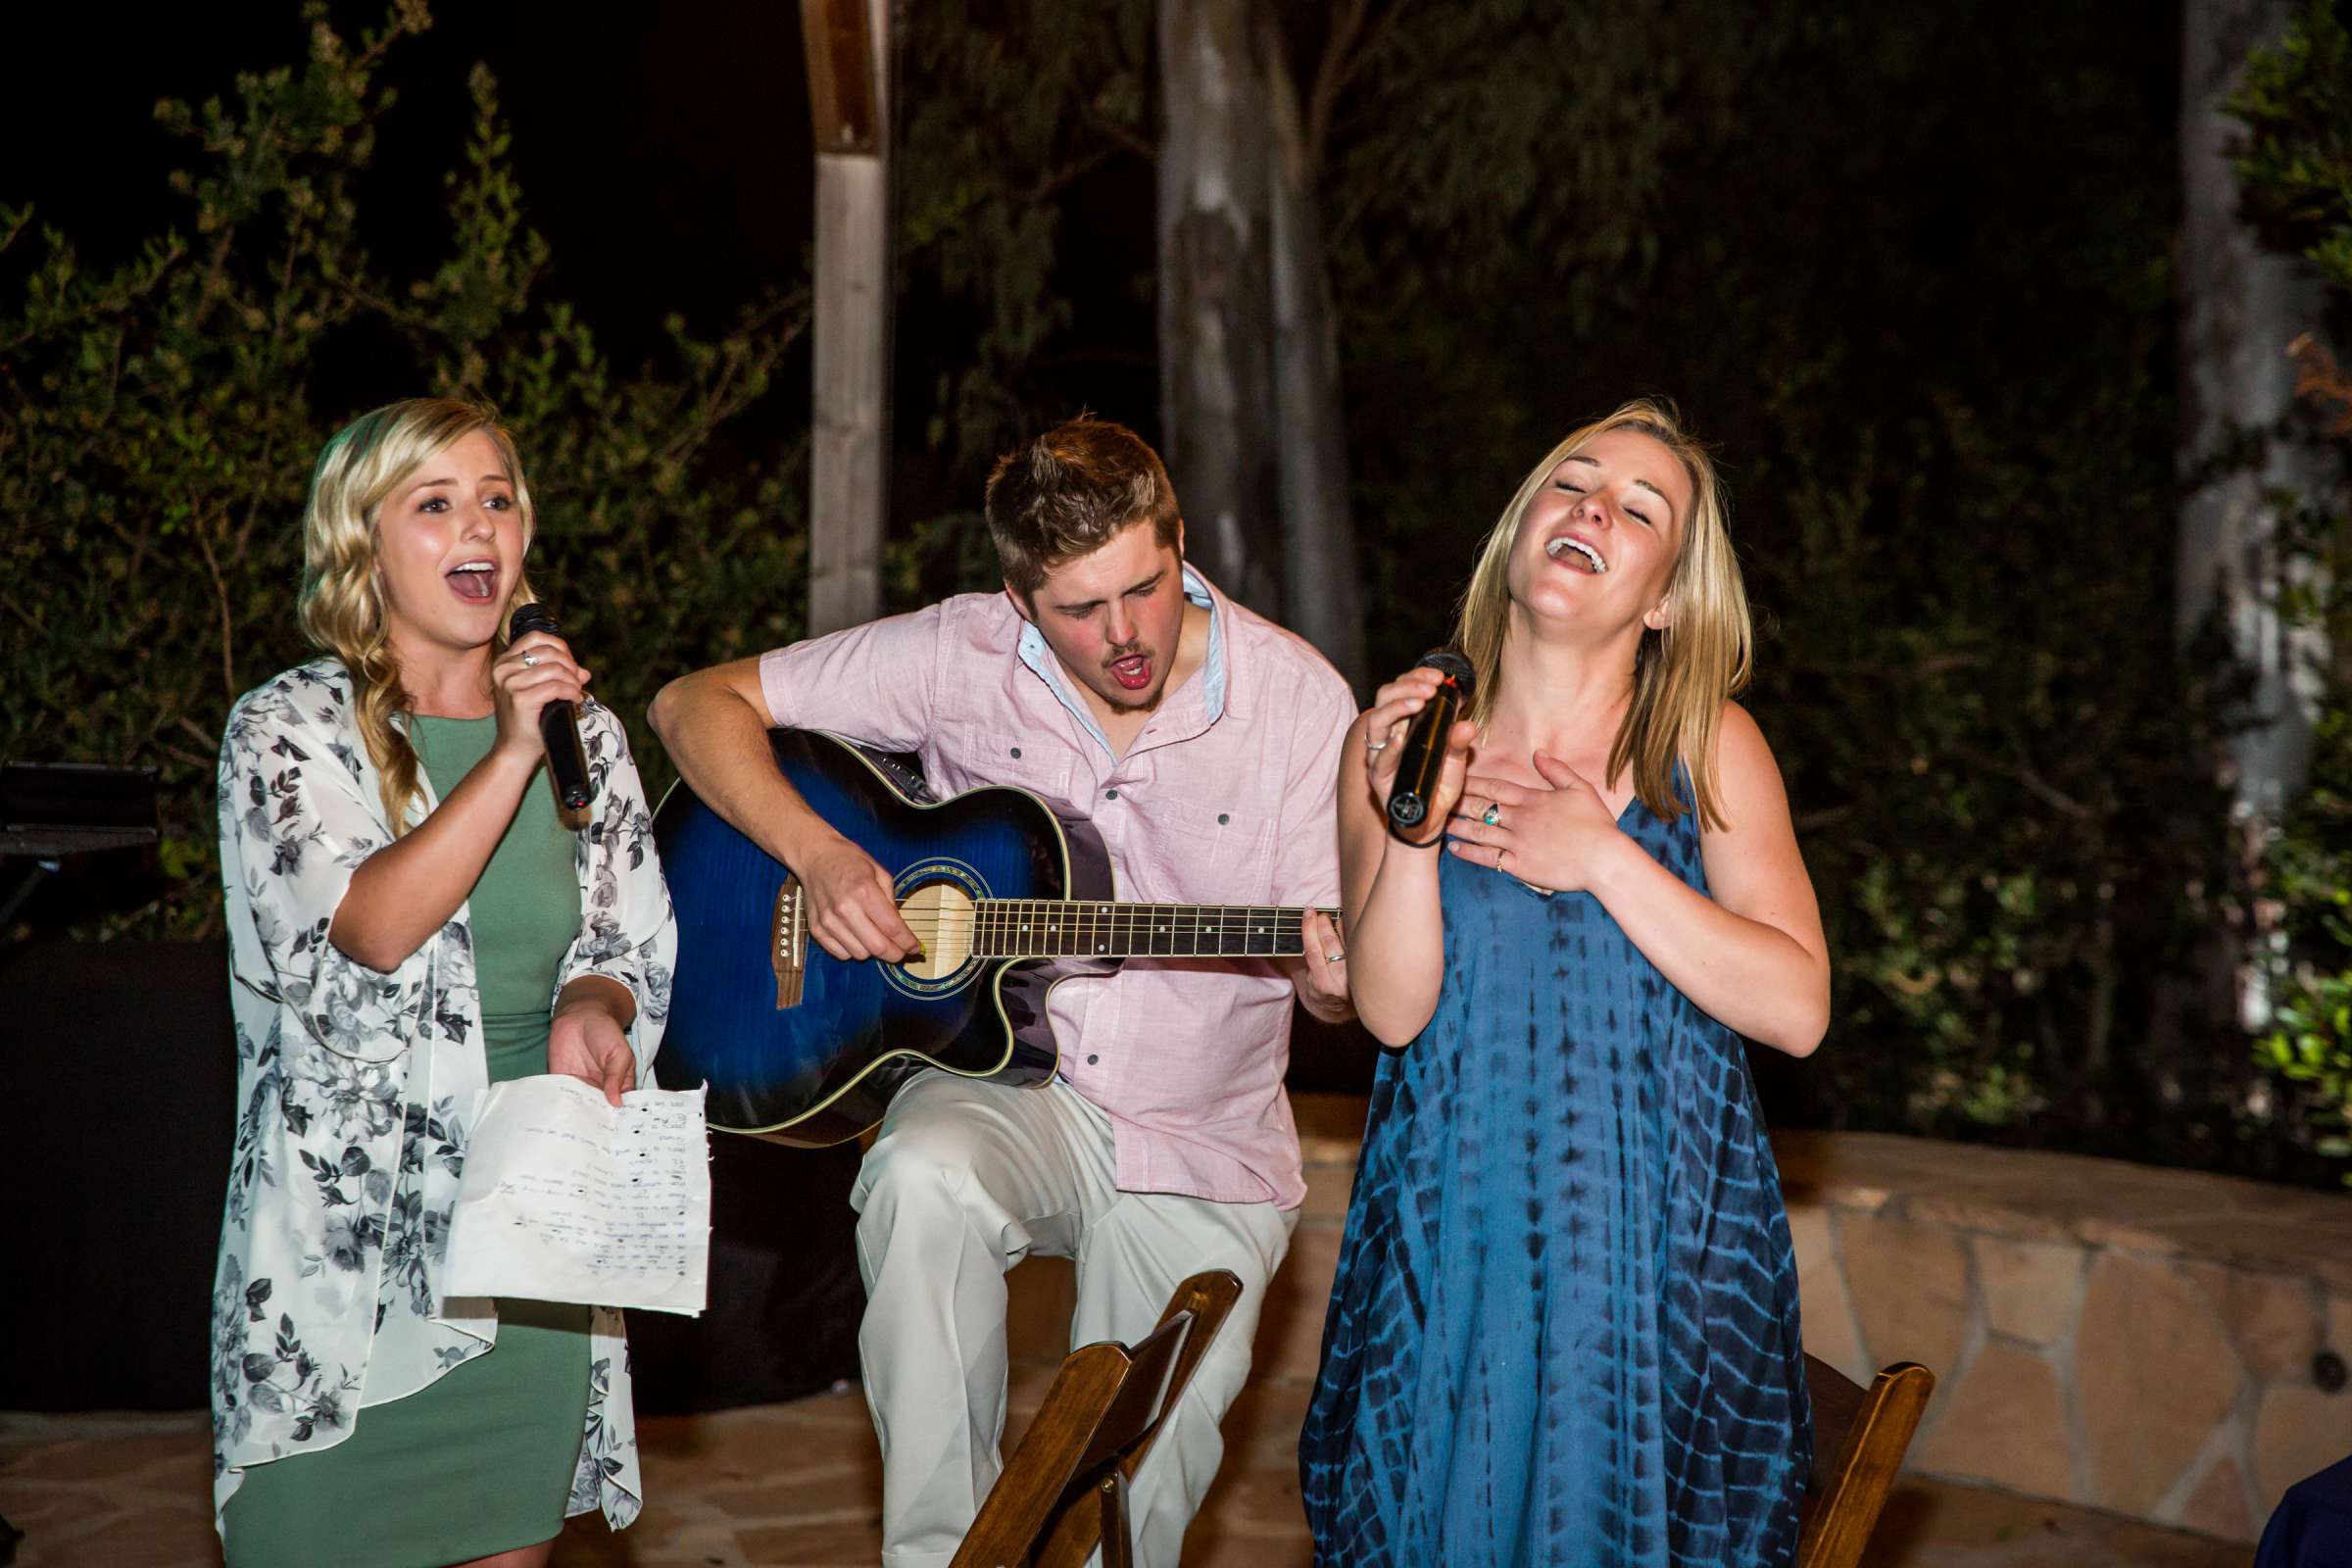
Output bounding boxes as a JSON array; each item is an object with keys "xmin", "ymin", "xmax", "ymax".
[
  {"xmin": 2180, "ymin": 0, "xmax": 2328, "ymax": 815},
  {"xmin": 1157, "ymin": 0, "xmax": 1285, "ymax": 619},
  {"xmin": 2178, "ymin": 0, "xmax": 2329, "ymax": 1040},
  {"xmin": 1263, "ymin": 11, "xmax": 1367, "ymax": 692}
]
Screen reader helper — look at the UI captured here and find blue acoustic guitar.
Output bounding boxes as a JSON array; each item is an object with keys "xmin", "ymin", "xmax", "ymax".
[{"xmin": 652, "ymin": 729, "xmax": 1344, "ymax": 1146}]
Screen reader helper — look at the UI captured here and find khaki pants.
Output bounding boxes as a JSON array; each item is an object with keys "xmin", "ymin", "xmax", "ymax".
[{"xmin": 851, "ymin": 1071, "xmax": 1296, "ymax": 1568}]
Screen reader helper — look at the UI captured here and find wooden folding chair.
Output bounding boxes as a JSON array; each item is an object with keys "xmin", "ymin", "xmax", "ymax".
[
  {"xmin": 1795, "ymin": 1354, "xmax": 1936, "ymax": 1568},
  {"xmin": 951, "ymin": 1269, "xmax": 1245, "ymax": 1568}
]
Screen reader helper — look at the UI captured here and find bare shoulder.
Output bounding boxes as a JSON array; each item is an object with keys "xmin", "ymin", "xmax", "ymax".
[
  {"xmin": 1703, "ymin": 701, "xmax": 1794, "ymax": 833},
  {"xmin": 1715, "ymin": 700, "xmax": 1779, "ymax": 772}
]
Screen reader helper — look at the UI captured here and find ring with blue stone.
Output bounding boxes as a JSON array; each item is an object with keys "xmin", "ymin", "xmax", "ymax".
[{"xmin": 1482, "ymin": 803, "xmax": 1501, "ymax": 827}]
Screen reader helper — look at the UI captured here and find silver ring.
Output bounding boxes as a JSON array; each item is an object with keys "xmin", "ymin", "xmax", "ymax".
[
  {"xmin": 1365, "ymin": 739, "xmax": 1389, "ymax": 754},
  {"xmin": 521, "ymin": 653, "xmax": 541, "ymax": 668},
  {"xmin": 1482, "ymin": 803, "xmax": 1500, "ymax": 827},
  {"xmin": 1326, "ymin": 950, "xmax": 1345, "ymax": 963}
]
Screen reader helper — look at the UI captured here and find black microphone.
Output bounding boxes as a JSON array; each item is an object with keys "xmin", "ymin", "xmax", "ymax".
[
  {"xmin": 507, "ymin": 603, "xmax": 595, "ymax": 817},
  {"xmin": 1386, "ymin": 649, "xmax": 1475, "ymax": 841}
]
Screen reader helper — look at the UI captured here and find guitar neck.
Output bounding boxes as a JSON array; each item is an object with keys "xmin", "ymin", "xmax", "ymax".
[{"xmin": 972, "ymin": 902, "xmax": 1344, "ymax": 960}]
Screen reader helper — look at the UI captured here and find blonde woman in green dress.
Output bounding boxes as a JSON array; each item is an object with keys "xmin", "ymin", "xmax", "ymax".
[{"xmin": 211, "ymin": 399, "xmax": 675, "ymax": 1566}]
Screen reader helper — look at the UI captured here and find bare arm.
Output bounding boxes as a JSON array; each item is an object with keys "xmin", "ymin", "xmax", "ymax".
[
  {"xmin": 329, "ymin": 631, "xmax": 583, "ymax": 972},
  {"xmin": 648, "ymin": 657, "xmax": 917, "ymax": 961},
  {"xmin": 1593, "ymin": 706, "xmax": 1828, "ymax": 1054},
  {"xmin": 648, "ymin": 658, "xmax": 834, "ymax": 867},
  {"xmin": 1339, "ymin": 669, "xmax": 1475, "ymax": 1046}
]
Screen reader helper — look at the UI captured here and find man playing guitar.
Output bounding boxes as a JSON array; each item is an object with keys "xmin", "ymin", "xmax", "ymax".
[{"xmin": 650, "ymin": 416, "xmax": 1355, "ymax": 1566}]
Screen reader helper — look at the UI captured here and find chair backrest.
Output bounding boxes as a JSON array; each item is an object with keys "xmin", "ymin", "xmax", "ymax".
[
  {"xmin": 1796, "ymin": 1354, "xmax": 1936, "ymax": 1568},
  {"xmin": 952, "ymin": 1268, "xmax": 1245, "ymax": 1568},
  {"xmin": 1032, "ymin": 1269, "xmax": 1244, "ymax": 1568}
]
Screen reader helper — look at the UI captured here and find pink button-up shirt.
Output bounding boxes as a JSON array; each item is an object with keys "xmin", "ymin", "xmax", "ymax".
[{"xmin": 758, "ymin": 568, "xmax": 1354, "ymax": 1208}]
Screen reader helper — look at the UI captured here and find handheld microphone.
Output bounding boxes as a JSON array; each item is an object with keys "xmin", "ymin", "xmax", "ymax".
[
  {"xmin": 1386, "ymin": 649, "xmax": 1475, "ymax": 842},
  {"xmin": 507, "ymin": 602, "xmax": 595, "ymax": 819}
]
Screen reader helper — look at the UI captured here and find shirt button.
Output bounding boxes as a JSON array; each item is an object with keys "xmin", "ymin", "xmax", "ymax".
[
  {"xmin": 1087, "ymin": 1054, "xmax": 1100, "ymax": 1065},
  {"xmin": 1010, "ymin": 746, "xmax": 1022, "ymax": 759},
  {"xmin": 1104, "ymin": 788, "xmax": 1119, "ymax": 800},
  {"xmin": 1217, "ymin": 812, "xmax": 1229, "ymax": 824}
]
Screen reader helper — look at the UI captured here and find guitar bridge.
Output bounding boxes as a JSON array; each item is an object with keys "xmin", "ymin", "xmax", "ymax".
[{"xmin": 772, "ymin": 875, "xmax": 808, "ymax": 1009}]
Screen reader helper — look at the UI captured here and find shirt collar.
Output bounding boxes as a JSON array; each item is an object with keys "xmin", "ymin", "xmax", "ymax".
[{"xmin": 1015, "ymin": 564, "xmax": 1226, "ymax": 757}]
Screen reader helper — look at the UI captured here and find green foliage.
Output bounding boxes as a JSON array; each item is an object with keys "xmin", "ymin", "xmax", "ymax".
[
  {"xmin": 2245, "ymin": 486, "xmax": 2352, "ymax": 1181},
  {"xmin": 2233, "ymin": 0, "xmax": 2352, "ymax": 292},
  {"xmin": 2231, "ymin": 1, "xmax": 2352, "ymax": 1181},
  {"xmin": 876, "ymin": 0, "xmax": 1159, "ymax": 612},
  {"xmin": 1320, "ymin": 0, "xmax": 1778, "ymax": 326},
  {"xmin": 2259, "ymin": 706, "xmax": 2352, "ymax": 1164},
  {"xmin": 896, "ymin": 0, "xmax": 1153, "ymax": 488},
  {"xmin": 0, "ymin": 3, "xmax": 807, "ymax": 939}
]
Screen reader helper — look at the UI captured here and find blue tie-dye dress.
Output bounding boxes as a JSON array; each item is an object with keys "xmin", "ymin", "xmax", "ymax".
[{"xmin": 1299, "ymin": 775, "xmax": 1811, "ymax": 1567}]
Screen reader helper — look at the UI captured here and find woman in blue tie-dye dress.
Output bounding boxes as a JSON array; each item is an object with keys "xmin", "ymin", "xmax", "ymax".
[{"xmin": 1300, "ymin": 401, "xmax": 1826, "ymax": 1567}]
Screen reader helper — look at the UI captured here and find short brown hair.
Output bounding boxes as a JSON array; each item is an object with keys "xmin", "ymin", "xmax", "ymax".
[{"xmin": 983, "ymin": 417, "xmax": 1182, "ymax": 597}]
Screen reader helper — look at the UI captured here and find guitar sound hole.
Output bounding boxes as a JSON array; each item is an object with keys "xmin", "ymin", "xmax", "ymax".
[{"xmin": 899, "ymin": 881, "xmax": 978, "ymax": 982}]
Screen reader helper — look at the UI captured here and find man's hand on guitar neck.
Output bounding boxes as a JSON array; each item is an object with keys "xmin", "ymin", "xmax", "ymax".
[
  {"xmin": 1285, "ymin": 909, "xmax": 1356, "ymax": 1025},
  {"xmin": 800, "ymin": 832, "xmax": 923, "ymax": 963}
]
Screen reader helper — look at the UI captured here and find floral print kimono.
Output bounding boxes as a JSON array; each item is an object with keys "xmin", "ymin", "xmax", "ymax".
[{"xmin": 210, "ymin": 659, "xmax": 675, "ymax": 1534}]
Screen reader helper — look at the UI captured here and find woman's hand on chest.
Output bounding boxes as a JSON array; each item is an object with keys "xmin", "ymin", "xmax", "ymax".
[{"xmin": 1445, "ymin": 750, "xmax": 1632, "ymax": 896}]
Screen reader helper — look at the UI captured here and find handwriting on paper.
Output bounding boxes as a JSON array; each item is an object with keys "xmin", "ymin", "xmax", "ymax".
[{"xmin": 443, "ymin": 1075, "xmax": 710, "ymax": 1316}]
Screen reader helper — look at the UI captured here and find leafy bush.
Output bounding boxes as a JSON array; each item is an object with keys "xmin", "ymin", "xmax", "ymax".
[
  {"xmin": 2261, "ymin": 701, "xmax": 2352, "ymax": 1164},
  {"xmin": 2231, "ymin": 0, "xmax": 2352, "ymax": 1180},
  {"xmin": 2234, "ymin": 0, "xmax": 2352, "ymax": 295},
  {"xmin": 0, "ymin": 3, "xmax": 807, "ymax": 938}
]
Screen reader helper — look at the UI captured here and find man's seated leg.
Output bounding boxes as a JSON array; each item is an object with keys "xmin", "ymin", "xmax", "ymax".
[
  {"xmin": 851, "ymin": 1069, "xmax": 1100, "ymax": 1568},
  {"xmin": 1068, "ymin": 1154, "xmax": 1298, "ymax": 1565}
]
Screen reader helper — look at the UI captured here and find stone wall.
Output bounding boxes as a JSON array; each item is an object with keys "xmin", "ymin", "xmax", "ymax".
[
  {"xmin": 1778, "ymin": 1130, "xmax": 2352, "ymax": 1544},
  {"xmin": 1004, "ymin": 1098, "xmax": 2352, "ymax": 1546}
]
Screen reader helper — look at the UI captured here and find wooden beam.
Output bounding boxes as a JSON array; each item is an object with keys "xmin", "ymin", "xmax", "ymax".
[
  {"xmin": 804, "ymin": 0, "xmax": 891, "ymax": 636},
  {"xmin": 802, "ymin": 0, "xmax": 880, "ymax": 154}
]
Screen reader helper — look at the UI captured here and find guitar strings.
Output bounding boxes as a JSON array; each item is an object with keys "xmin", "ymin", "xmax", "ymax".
[
  {"xmin": 895, "ymin": 903, "xmax": 1338, "ymax": 955},
  {"xmin": 896, "ymin": 909, "xmax": 1333, "ymax": 932}
]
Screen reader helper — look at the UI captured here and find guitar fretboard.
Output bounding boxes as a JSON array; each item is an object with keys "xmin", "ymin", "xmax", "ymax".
[{"xmin": 972, "ymin": 902, "xmax": 1342, "ymax": 959}]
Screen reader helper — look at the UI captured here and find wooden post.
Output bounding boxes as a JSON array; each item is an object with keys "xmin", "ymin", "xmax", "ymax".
[{"xmin": 803, "ymin": 0, "xmax": 891, "ymax": 635}]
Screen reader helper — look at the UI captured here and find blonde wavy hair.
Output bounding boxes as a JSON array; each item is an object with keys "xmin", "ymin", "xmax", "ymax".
[
  {"xmin": 1452, "ymin": 398, "xmax": 1752, "ymax": 830},
  {"xmin": 296, "ymin": 398, "xmax": 538, "ymax": 833}
]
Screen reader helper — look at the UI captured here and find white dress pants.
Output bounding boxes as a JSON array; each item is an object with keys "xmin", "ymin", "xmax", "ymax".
[{"xmin": 851, "ymin": 1070, "xmax": 1296, "ymax": 1568}]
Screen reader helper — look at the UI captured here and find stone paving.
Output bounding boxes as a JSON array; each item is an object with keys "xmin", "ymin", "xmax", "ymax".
[{"xmin": 0, "ymin": 1394, "xmax": 2255, "ymax": 1567}]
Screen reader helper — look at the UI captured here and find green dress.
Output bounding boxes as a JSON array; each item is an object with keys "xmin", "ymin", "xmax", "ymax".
[{"xmin": 223, "ymin": 716, "xmax": 594, "ymax": 1567}]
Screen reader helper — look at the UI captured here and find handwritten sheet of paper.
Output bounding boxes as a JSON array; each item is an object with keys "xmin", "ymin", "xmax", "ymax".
[{"xmin": 443, "ymin": 1075, "xmax": 710, "ymax": 1316}]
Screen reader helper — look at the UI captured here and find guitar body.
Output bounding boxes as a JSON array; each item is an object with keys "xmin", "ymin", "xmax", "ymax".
[{"xmin": 653, "ymin": 729, "xmax": 1114, "ymax": 1145}]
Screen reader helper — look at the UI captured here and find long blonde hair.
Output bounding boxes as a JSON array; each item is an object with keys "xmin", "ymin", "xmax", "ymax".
[
  {"xmin": 1451, "ymin": 399, "xmax": 1751, "ymax": 830},
  {"xmin": 296, "ymin": 398, "xmax": 538, "ymax": 833}
]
